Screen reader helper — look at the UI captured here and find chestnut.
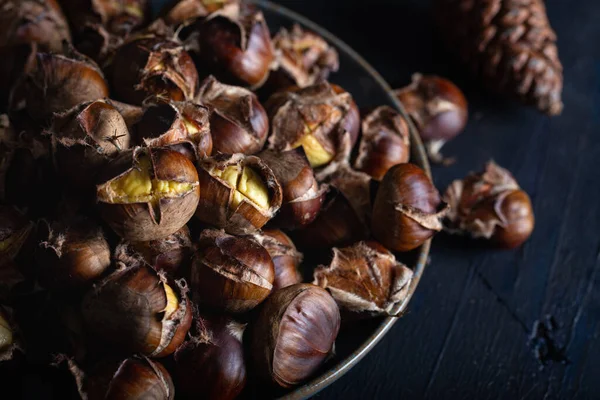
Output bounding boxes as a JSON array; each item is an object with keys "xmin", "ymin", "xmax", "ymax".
[
  {"xmin": 249, "ymin": 283, "xmax": 340, "ymax": 388},
  {"xmin": 0, "ymin": 306, "xmax": 20, "ymax": 361},
  {"xmin": 116, "ymin": 225, "xmax": 193, "ymax": 276},
  {"xmin": 135, "ymin": 100, "xmax": 212, "ymax": 159},
  {"xmin": 190, "ymin": 229, "xmax": 274, "ymax": 313},
  {"xmin": 194, "ymin": 7, "xmax": 275, "ymax": 88},
  {"xmin": 35, "ymin": 218, "xmax": 111, "ymax": 290},
  {"xmin": 97, "ymin": 147, "xmax": 200, "ymax": 242},
  {"xmin": 443, "ymin": 161, "xmax": 535, "ymax": 249},
  {"xmin": 267, "ymin": 82, "xmax": 356, "ymax": 168},
  {"xmin": 50, "ymin": 100, "xmax": 131, "ymax": 189},
  {"xmin": 195, "ymin": 153, "xmax": 282, "ymax": 235},
  {"xmin": 371, "ymin": 163, "xmax": 449, "ymax": 252},
  {"xmin": 109, "ymin": 23, "xmax": 199, "ymax": 105},
  {"xmin": 0, "ymin": 0, "xmax": 71, "ymax": 53},
  {"xmin": 253, "ymin": 229, "xmax": 303, "ymax": 290},
  {"xmin": 23, "ymin": 47, "xmax": 109, "ymax": 123},
  {"xmin": 69, "ymin": 356, "xmax": 174, "ymax": 400},
  {"xmin": 196, "ymin": 76, "xmax": 269, "ymax": 155},
  {"xmin": 161, "ymin": 0, "xmax": 240, "ymax": 26},
  {"xmin": 258, "ymin": 148, "xmax": 326, "ymax": 230},
  {"xmin": 354, "ymin": 106, "xmax": 410, "ymax": 181},
  {"xmin": 267, "ymin": 24, "xmax": 339, "ymax": 91},
  {"xmin": 395, "ymin": 74, "xmax": 468, "ymax": 165},
  {"xmin": 313, "ymin": 241, "xmax": 413, "ymax": 318},
  {"xmin": 174, "ymin": 316, "xmax": 246, "ymax": 400},
  {"xmin": 82, "ymin": 261, "xmax": 192, "ymax": 357},
  {"xmin": 0, "ymin": 205, "xmax": 33, "ymax": 264}
]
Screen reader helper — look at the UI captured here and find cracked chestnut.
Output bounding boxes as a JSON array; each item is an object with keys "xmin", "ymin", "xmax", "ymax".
[{"xmin": 253, "ymin": 229, "xmax": 303, "ymax": 290}]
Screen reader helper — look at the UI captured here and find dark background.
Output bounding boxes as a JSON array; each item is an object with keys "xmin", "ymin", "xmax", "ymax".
[{"xmin": 270, "ymin": 0, "xmax": 600, "ymax": 399}]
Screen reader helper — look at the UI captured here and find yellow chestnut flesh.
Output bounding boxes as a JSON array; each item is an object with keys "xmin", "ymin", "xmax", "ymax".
[
  {"xmin": 183, "ymin": 118, "xmax": 200, "ymax": 135},
  {"xmin": 0, "ymin": 313, "xmax": 13, "ymax": 350},
  {"xmin": 213, "ymin": 165, "xmax": 270, "ymax": 210},
  {"xmin": 163, "ymin": 283, "xmax": 179, "ymax": 319}
]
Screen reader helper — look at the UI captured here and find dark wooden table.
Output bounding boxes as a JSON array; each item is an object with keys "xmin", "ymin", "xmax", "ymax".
[{"xmin": 272, "ymin": 0, "xmax": 600, "ymax": 399}]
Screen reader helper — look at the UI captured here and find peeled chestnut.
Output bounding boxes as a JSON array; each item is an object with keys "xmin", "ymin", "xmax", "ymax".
[
  {"xmin": 35, "ymin": 218, "xmax": 111, "ymax": 290},
  {"xmin": 194, "ymin": 7, "xmax": 275, "ymax": 88},
  {"xmin": 50, "ymin": 100, "xmax": 131, "ymax": 189},
  {"xmin": 372, "ymin": 163, "xmax": 449, "ymax": 252},
  {"xmin": 196, "ymin": 76, "xmax": 268, "ymax": 155},
  {"xmin": 0, "ymin": 306, "xmax": 19, "ymax": 361},
  {"xmin": 395, "ymin": 74, "xmax": 468, "ymax": 164},
  {"xmin": 174, "ymin": 316, "xmax": 246, "ymax": 400},
  {"xmin": 196, "ymin": 153, "xmax": 282, "ymax": 234},
  {"xmin": 314, "ymin": 241, "xmax": 413, "ymax": 317},
  {"xmin": 97, "ymin": 147, "xmax": 200, "ymax": 242},
  {"xmin": 0, "ymin": 0, "xmax": 71, "ymax": 53},
  {"xmin": 444, "ymin": 161, "xmax": 534, "ymax": 248},
  {"xmin": 190, "ymin": 229, "xmax": 274, "ymax": 313},
  {"xmin": 116, "ymin": 225, "xmax": 193, "ymax": 276},
  {"xmin": 109, "ymin": 23, "xmax": 199, "ymax": 105},
  {"xmin": 253, "ymin": 229, "xmax": 303, "ymax": 290},
  {"xmin": 249, "ymin": 283, "xmax": 340, "ymax": 388},
  {"xmin": 267, "ymin": 82, "xmax": 356, "ymax": 168},
  {"xmin": 161, "ymin": 0, "xmax": 240, "ymax": 26},
  {"xmin": 0, "ymin": 205, "xmax": 33, "ymax": 264},
  {"xmin": 258, "ymin": 148, "xmax": 326, "ymax": 229},
  {"xmin": 135, "ymin": 100, "xmax": 212, "ymax": 159},
  {"xmin": 354, "ymin": 106, "xmax": 411, "ymax": 181},
  {"xmin": 82, "ymin": 261, "xmax": 192, "ymax": 357},
  {"xmin": 23, "ymin": 47, "xmax": 109, "ymax": 122},
  {"xmin": 69, "ymin": 356, "xmax": 174, "ymax": 400}
]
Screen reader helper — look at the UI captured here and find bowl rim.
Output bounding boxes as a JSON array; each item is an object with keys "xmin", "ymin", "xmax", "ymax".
[{"xmin": 249, "ymin": 1, "xmax": 433, "ymax": 399}]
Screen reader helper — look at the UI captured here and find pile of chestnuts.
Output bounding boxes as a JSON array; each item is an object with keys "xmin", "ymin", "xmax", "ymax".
[{"xmin": 0, "ymin": 0, "xmax": 535, "ymax": 398}]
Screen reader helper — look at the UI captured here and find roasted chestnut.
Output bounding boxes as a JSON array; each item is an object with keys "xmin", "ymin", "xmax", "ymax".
[
  {"xmin": 69, "ymin": 356, "xmax": 175, "ymax": 400},
  {"xmin": 35, "ymin": 218, "xmax": 111, "ymax": 290},
  {"xmin": 443, "ymin": 161, "xmax": 534, "ymax": 248},
  {"xmin": 395, "ymin": 74, "xmax": 468, "ymax": 165},
  {"xmin": 371, "ymin": 163, "xmax": 449, "ymax": 252},
  {"xmin": 258, "ymin": 148, "xmax": 326, "ymax": 230},
  {"xmin": 249, "ymin": 283, "xmax": 340, "ymax": 388},
  {"xmin": 174, "ymin": 316, "xmax": 246, "ymax": 400},
  {"xmin": 0, "ymin": 0, "xmax": 71, "ymax": 53},
  {"xmin": 82, "ymin": 261, "xmax": 192, "ymax": 357},
  {"xmin": 354, "ymin": 106, "xmax": 410, "ymax": 181},
  {"xmin": 190, "ymin": 229, "xmax": 274, "ymax": 313},
  {"xmin": 314, "ymin": 241, "xmax": 413, "ymax": 317},
  {"xmin": 135, "ymin": 100, "xmax": 212, "ymax": 159},
  {"xmin": 253, "ymin": 229, "xmax": 303, "ymax": 290},
  {"xmin": 161, "ymin": 0, "xmax": 240, "ymax": 26},
  {"xmin": 196, "ymin": 76, "xmax": 268, "ymax": 155},
  {"xmin": 109, "ymin": 23, "xmax": 199, "ymax": 105},
  {"xmin": 194, "ymin": 7, "xmax": 275, "ymax": 88},
  {"xmin": 0, "ymin": 205, "xmax": 33, "ymax": 264},
  {"xmin": 267, "ymin": 82, "xmax": 356, "ymax": 168},
  {"xmin": 195, "ymin": 153, "xmax": 282, "ymax": 234},
  {"xmin": 23, "ymin": 47, "xmax": 109, "ymax": 122},
  {"xmin": 97, "ymin": 147, "xmax": 200, "ymax": 242},
  {"xmin": 50, "ymin": 100, "xmax": 131, "ymax": 189}
]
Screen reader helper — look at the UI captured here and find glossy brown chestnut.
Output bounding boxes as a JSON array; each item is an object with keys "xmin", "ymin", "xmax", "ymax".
[
  {"xmin": 267, "ymin": 82, "xmax": 356, "ymax": 168},
  {"xmin": 109, "ymin": 24, "xmax": 199, "ymax": 105},
  {"xmin": 69, "ymin": 356, "xmax": 175, "ymax": 400},
  {"xmin": 331, "ymin": 84, "xmax": 361, "ymax": 147},
  {"xmin": 82, "ymin": 261, "xmax": 192, "ymax": 357},
  {"xmin": 35, "ymin": 218, "xmax": 111, "ymax": 290},
  {"xmin": 135, "ymin": 100, "xmax": 212, "ymax": 159},
  {"xmin": 354, "ymin": 106, "xmax": 410, "ymax": 181},
  {"xmin": 161, "ymin": 0, "xmax": 240, "ymax": 26},
  {"xmin": 0, "ymin": 0, "xmax": 71, "ymax": 53},
  {"xmin": 196, "ymin": 76, "xmax": 269, "ymax": 155},
  {"xmin": 372, "ymin": 163, "xmax": 449, "ymax": 252},
  {"xmin": 443, "ymin": 161, "xmax": 534, "ymax": 249},
  {"xmin": 195, "ymin": 153, "xmax": 282, "ymax": 235},
  {"xmin": 253, "ymin": 229, "xmax": 303, "ymax": 290},
  {"xmin": 395, "ymin": 74, "xmax": 468, "ymax": 164},
  {"xmin": 97, "ymin": 147, "xmax": 200, "ymax": 242},
  {"xmin": 314, "ymin": 241, "xmax": 414, "ymax": 317},
  {"xmin": 258, "ymin": 148, "xmax": 326, "ymax": 230},
  {"xmin": 51, "ymin": 100, "xmax": 131, "ymax": 189},
  {"xmin": 249, "ymin": 283, "xmax": 341, "ymax": 388},
  {"xmin": 195, "ymin": 7, "xmax": 275, "ymax": 88},
  {"xmin": 174, "ymin": 316, "xmax": 246, "ymax": 400},
  {"xmin": 0, "ymin": 205, "xmax": 33, "ymax": 265},
  {"xmin": 190, "ymin": 229, "xmax": 274, "ymax": 313}
]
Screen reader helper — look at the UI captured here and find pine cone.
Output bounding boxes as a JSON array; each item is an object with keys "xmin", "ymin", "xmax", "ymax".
[{"xmin": 435, "ymin": 0, "xmax": 563, "ymax": 115}]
